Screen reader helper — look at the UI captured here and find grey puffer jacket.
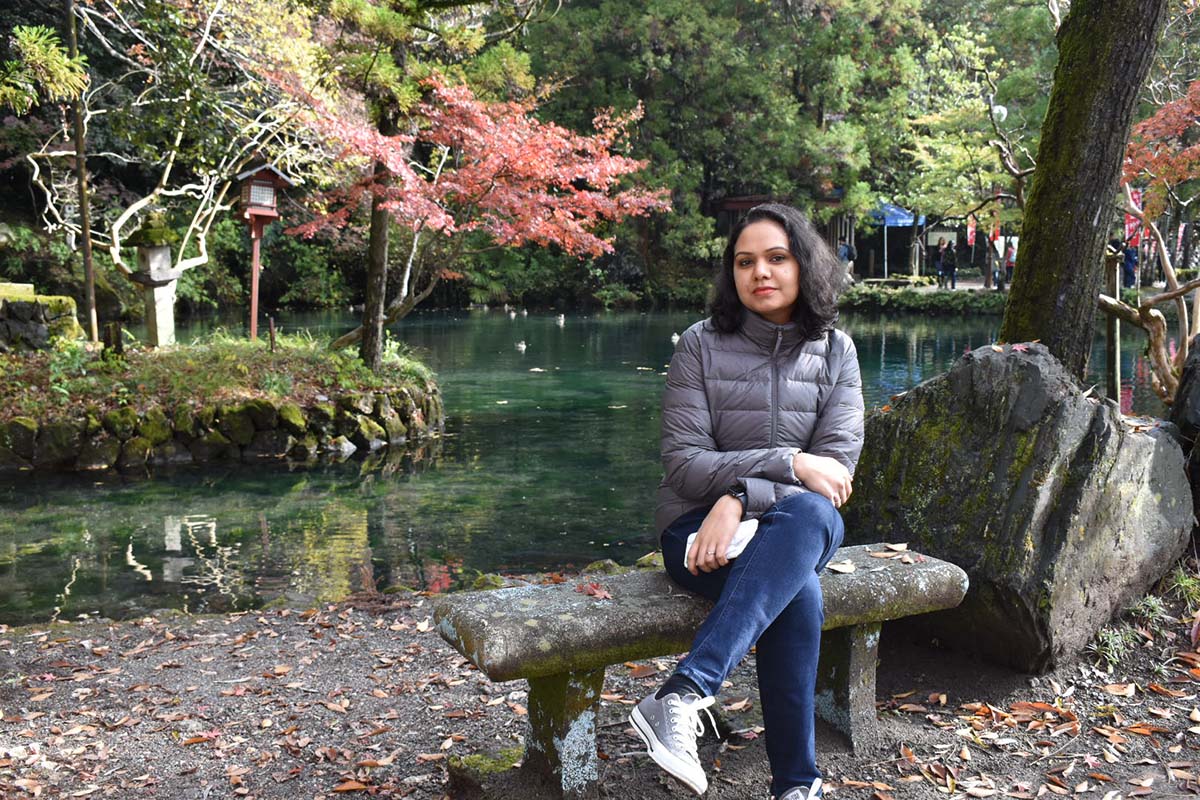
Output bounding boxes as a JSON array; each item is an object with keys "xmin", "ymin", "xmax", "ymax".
[{"xmin": 655, "ymin": 312, "xmax": 865, "ymax": 533}]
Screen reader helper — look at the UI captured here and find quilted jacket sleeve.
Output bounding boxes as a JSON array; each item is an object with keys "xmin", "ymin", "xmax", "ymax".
[
  {"xmin": 660, "ymin": 326, "xmax": 798, "ymax": 512},
  {"xmin": 805, "ymin": 331, "xmax": 865, "ymax": 475},
  {"xmin": 730, "ymin": 331, "xmax": 865, "ymax": 517}
]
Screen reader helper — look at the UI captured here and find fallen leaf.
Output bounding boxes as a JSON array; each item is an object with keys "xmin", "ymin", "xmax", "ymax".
[
  {"xmin": 627, "ymin": 663, "xmax": 659, "ymax": 679},
  {"xmin": 332, "ymin": 780, "xmax": 368, "ymax": 792},
  {"xmin": 826, "ymin": 559, "xmax": 856, "ymax": 574},
  {"xmin": 1102, "ymin": 683, "xmax": 1136, "ymax": 697}
]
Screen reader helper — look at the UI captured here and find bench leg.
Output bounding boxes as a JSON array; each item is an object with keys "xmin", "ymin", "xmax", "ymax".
[
  {"xmin": 523, "ymin": 668, "xmax": 605, "ymax": 800},
  {"xmin": 814, "ymin": 622, "xmax": 881, "ymax": 752}
]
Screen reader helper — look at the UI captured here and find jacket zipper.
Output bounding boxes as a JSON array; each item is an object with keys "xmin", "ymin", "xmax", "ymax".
[{"xmin": 770, "ymin": 327, "xmax": 782, "ymax": 447}]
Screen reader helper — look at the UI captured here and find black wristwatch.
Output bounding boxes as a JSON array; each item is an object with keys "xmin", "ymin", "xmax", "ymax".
[{"xmin": 726, "ymin": 485, "xmax": 748, "ymax": 510}]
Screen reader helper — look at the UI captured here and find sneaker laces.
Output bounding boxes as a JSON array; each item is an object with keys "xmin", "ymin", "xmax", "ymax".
[{"xmin": 664, "ymin": 694, "xmax": 717, "ymax": 760}]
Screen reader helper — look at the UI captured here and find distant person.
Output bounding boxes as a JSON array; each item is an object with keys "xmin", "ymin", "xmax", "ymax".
[
  {"xmin": 942, "ymin": 238, "xmax": 958, "ymax": 290},
  {"xmin": 836, "ymin": 238, "xmax": 857, "ymax": 285},
  {"xmin": 1123, "ymin": 243, "xmax": 1138, "ymax": 289},
  {"xmin": 934, "ymin": 237, "xmax": 949, "ymax": 289},
  {"xmin": 1004, "ymin": 243, "xmax": 1016, "ymax": 284}
]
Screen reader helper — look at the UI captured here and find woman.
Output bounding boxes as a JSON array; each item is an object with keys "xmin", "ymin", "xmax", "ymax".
[{"xmin": 630, "ymin": 204, "xmax": 864, "ymax": 800}]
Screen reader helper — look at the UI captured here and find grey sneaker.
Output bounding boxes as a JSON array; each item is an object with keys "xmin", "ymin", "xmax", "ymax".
[
  {"xmin": 778, "ymin": 780, "xmax": 824, "ymax": 800},
  {"xmin": 629, "ymin": 691, "xmax": 717, "ymax": 795}
]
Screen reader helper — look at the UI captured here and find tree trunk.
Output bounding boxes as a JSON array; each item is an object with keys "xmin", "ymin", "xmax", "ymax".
[
  {"xmin": 65, "ymin": 0, "xmax": 98, "ymax": 342},
  {"xmin": 998, "ymin": 0, "xmax": 1169, "ymax": 378},
  {"xmin": 360, "ymin": 159, "xmax": 390, "ymax": 372}
]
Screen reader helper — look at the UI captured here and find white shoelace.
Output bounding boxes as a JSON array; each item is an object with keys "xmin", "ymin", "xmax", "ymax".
[{"xmin": 665, "ymin": 694, "xmax": 717, "ymax": 759}]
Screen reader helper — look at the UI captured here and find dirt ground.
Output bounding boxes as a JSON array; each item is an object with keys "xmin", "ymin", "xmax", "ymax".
[{"xmin": 3, "ymin": 582, "xmax": 1200, "ymax": 800}]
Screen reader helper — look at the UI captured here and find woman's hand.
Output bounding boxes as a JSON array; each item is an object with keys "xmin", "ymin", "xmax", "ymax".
[
  {"xmin": 792, "ymin": 452, "xmax": 853, "ymax": 508},
  {"xmin": 687, "ymin": 495, "xmax": 742, "ymax": 576}
]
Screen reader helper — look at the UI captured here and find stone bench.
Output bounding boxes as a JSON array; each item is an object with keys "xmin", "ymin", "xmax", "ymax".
[{"xmin": 434, "ymin": 544, "xmax": 968, "ymax": 799}]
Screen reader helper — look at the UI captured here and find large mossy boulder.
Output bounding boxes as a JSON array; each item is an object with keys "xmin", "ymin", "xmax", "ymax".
[
  {"xmin": 245, "ymin": 429, "xmax": 293, "ymax": 460},
  {"xmin": 77, "ymin": 434, "xmax": 120, "ymax": 470},
  {"xmin": 138, "ymin": 408, "xmax": 172, "ymax": 445},
  {"xmin": 102, "ymin": 406, "xmax": 139, "ymax": 440},
  {"xmin": 117, "ymin": 436, "xmax": 152, "ymax": 470},
  {"xmin": 241, "ymin": 398, "xmax": 278, "ymax": 430},
  {"xmin": 277, "ymin": 403, "xmax": 307, "ymax": 437},
  {"xmin": 189, "ymin": 429, "xmax": 234, "ymax": 462},
  {"xmin": 841, "ymin": 343, "xmax": 1191, "ymax": 673},
  {"xmin": 217, "ymin": 404, "xmax": 256, "ymax": 446},
  {"xmin": 3, "ymin": 416, "xmax": 38, "ymax": 460},
  {"xmin": 33, "ymin": 419, "xmax": 83, "ymax": 469}
]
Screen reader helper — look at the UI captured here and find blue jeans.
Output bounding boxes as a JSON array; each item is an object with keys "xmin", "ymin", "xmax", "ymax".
[{"xmin": 660, "ymin": 492, "xmax": 845, "ymax": 796}]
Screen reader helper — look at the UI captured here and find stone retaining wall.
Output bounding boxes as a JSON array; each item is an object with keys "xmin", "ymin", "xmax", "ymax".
[
  {"xmin": 0, "ymin": 388, "xmax": 444, "ymax": 472},
  {"xmin": 0, "ymin": 290, "xmax": 84, "ymax": 351}
]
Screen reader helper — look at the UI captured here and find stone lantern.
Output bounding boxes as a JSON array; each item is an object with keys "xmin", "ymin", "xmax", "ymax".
[
  {"xmin": 236, "ymin": 163, "xmax": 294, "ymax": 340},
  {"xmin": 129, "ymin": 209, "xmax": 185, "ymax": 347}
]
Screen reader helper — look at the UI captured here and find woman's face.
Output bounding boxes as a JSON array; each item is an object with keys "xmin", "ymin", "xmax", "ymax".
[{"xmin": 733, "ymin": 219, "xmax": 800, "ymax": 325}]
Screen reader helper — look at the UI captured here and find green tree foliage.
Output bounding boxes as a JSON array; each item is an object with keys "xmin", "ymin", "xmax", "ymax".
[
  {"xmin": 0, "ymin": 25, "xmax": 88, "ymax": 114},
  {"xmin": 525, "ymin": 0, "xmax": 925, "ymax": 299}
]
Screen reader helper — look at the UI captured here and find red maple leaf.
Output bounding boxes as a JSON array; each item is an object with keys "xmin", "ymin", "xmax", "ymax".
[{"xmin": 575, "ymin": 582, "xmax": 613, "ymax": 600}]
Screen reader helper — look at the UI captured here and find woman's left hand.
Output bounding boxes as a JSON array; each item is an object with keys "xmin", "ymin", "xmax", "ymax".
[{"xmin": 687, "ymin": 495, "xmax": 743, "ymax": 575}]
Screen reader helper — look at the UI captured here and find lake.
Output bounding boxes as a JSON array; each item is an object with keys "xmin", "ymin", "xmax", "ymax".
[{"xmin": 0, "ymin": 309, "xmax": 1166, "ymax": 625}]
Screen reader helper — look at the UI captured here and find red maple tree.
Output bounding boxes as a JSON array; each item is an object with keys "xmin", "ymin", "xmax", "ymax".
[
  {"xmin": 1123, "ymin": 79, "xmax": 1200, "ymax": 218},
  {"xmin": 291, "ymin": 79, "xmax": 669, "ymax": 347}
]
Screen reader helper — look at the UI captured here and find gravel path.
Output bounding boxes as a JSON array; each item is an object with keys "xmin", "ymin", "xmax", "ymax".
[{"xmin": 3, "ymin": 588, "xmax": 1199, "ymax": 799}]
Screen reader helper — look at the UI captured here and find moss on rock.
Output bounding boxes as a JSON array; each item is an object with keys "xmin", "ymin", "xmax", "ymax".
[
  {"xmin": 447, "ymin": 746, "xmax": 524, "ymax": 794},
  {"xmin": 583, "ymin": 559, "xmax": 626, "ymax": 575},
  {"xmin": 471, "ymin": 573, "xmax": 508, "ymax": 591},
  {"xmin": 189, "ymin": 429, "xmax": 234, "ymax": 462},
  {"xmin": 307, "ymin": 403, "xmax": 336, "ymax": 435},
  {"xmin": 196, "ymin": 405, "xmax": 217, "ymax": 429},
  {"xmin": 138, "ymin": 407, "xmax": 172, "ymax": 445},
  {"xmin": 289, "ymin": 434, "xmax": 320, "ymax": 460},
  {"xmin": 33, "ymin": 419, "xmax": 83, "ymax": 468},
  {"xmin": 3, "ymin": 416, "xmax": 37, "ymax": 460},
  {"xmin": 102, "ymin": 407, "xmax": 139, "ymax": 440},
  {"xmin": 277, "ymin": 403, "xmax": 307, "ymax": 436},
  {"xmin": 218, "ymin": 404, "xmax": 255, "ymax": 446},
  {"xmin": 349, "ymin": 415, "xmax": 388, "ymax": 450},
  {"xmin": 173, "ymin": 405, "xmax": 200, "ymax": 440},
  {"xmin": 337, "ymin": 392, "xmax": 374, "ymax": 415},
  {"xmin": 77, "ymin": 434, "xmax": 120, "ymax": 471},
  {"xmin": 117, "ymin": 436, "xmax": 152, "ymax": 470},
  {"xmin": 635, "ymin": 552, "xmax": 664, "ymax": 570},
  {"xmin": 241, "ymin": 398, "xmax": 278, "ymax": 430}
]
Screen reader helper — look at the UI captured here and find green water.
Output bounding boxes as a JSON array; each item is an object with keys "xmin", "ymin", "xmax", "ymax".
[{"xmin": 0, "ymin": 310, "xmax": 1164, "ymax": 624}]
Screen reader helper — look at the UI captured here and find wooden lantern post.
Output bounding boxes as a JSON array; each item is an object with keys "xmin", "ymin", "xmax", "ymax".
[{"xmin": 236, "ymin": 164, "xmax": 294, "ymax": 340}]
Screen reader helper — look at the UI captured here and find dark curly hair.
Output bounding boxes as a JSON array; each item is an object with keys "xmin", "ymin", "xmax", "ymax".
[{"xmin": 709, "ymin": 203, "xmax": 842, "ymax": 339}]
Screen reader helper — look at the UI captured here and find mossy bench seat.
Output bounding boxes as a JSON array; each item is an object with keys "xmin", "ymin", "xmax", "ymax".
[{"xmin": 434, "ymin": 544, "xmax": 968, "ymax": 799}]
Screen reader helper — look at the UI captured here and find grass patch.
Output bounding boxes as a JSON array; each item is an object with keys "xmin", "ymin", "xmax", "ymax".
[{"xmin": 0, "ymin": 330, "xmax": 435, "ymax": 423}]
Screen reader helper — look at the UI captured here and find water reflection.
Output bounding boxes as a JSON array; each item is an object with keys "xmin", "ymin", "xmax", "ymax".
[{"xmin": 0, "ymin": 309, "xmax": 1170, "ymax": 624}]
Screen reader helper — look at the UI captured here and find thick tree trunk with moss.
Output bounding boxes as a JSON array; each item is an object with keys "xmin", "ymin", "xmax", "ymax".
[{"xmin": 999, "ymin": 0, "xmax": 1169, "ymax": 378}]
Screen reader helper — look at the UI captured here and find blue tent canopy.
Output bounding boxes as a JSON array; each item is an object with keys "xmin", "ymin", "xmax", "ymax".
[{"xmin": 869, "ymin": 202, "xmax": 925, "ymax": 227}]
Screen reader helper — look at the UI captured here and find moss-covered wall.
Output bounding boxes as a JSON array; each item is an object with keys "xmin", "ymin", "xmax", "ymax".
[
  {"xmin": 0, "ymin": 387, "xmax": 445, "ymax": 473},
  {"xmin": 0, "ymin": 283, "xmax": 84, "ymax": 350}
]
